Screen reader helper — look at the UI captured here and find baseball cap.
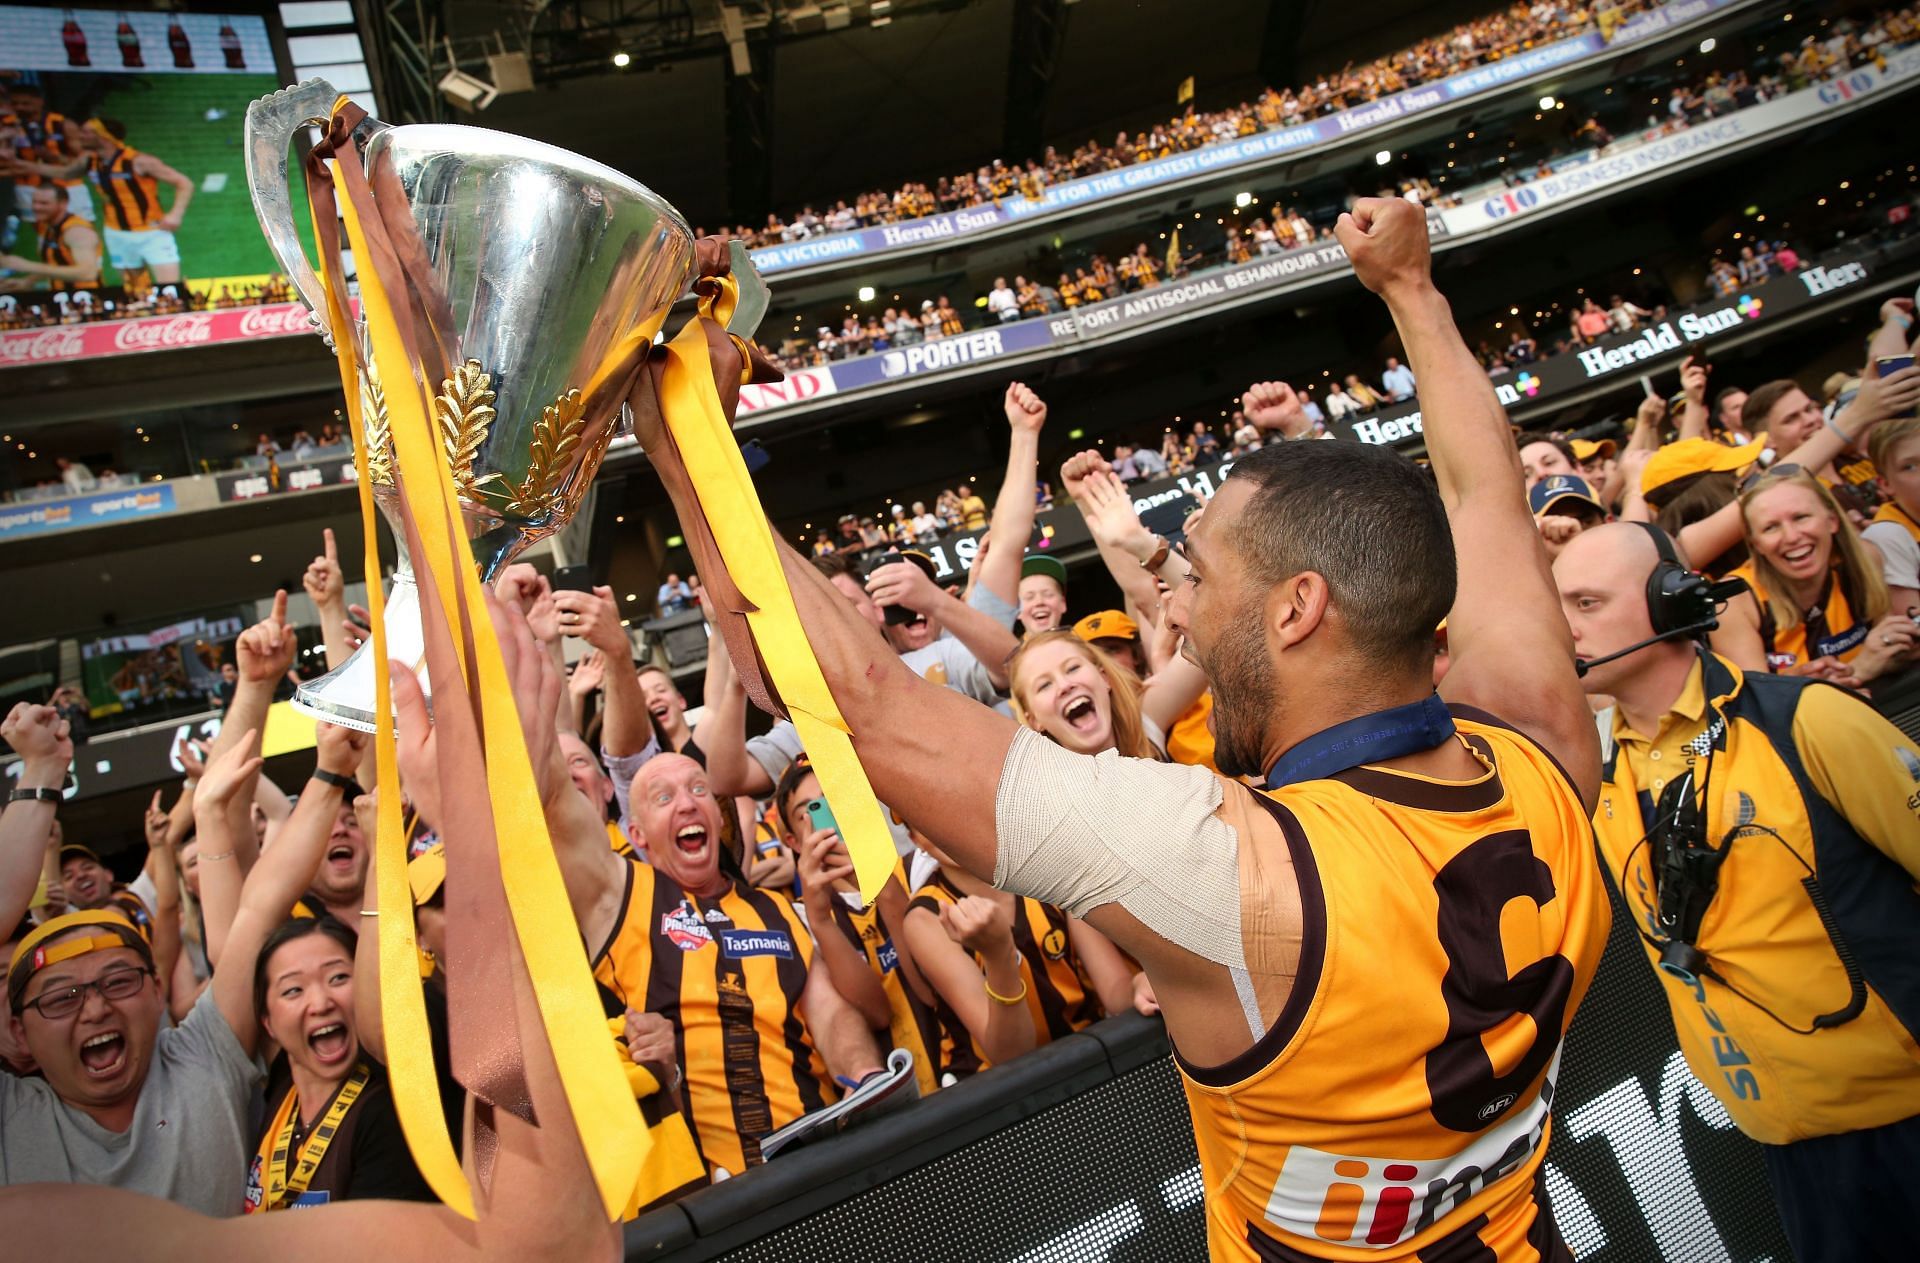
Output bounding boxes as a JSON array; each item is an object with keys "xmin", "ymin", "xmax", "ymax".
[
  {"xmin": 1021, "ymin": 555, "xmax": 1068, "ymax": 588},
  {"xmin": 58, "ymin": 843, "xmax": 103, "ymax": 868},
  {"xmin": 408, "ymin": 843, "xmax": 447, "ymax": 907},
  {"xmin": 1072, "ymin": 610, "xmax": 1139, "ymax": 643},
  {"xmin": 1569, "ymin": 437, "xmax": 1617, "ymax": 463},
  {"xmin": 1529, "ymin": 474, "xmax": 1605, "ymax": 518},
  {"xmin": 1641, "ymin": 439, "xmax": 1763, "ymax": 495},
  {"xmin": 8, "ymin": 909, "xmax": 152, "ymax": 1012}
]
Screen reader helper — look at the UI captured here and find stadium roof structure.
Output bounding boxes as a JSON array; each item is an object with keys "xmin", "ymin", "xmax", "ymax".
[{"xmin": 367, "ymin": 0, "xmax": 1513, "ymax": 228}]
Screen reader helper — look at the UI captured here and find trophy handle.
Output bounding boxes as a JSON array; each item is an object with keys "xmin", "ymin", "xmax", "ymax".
[
  {"xmin": 723, "ymin": 239, "xmax": 772, "ymax": 342},
  {"xmin": 243, "ymin": 78, "xmax": 383, "ymax": 344}
]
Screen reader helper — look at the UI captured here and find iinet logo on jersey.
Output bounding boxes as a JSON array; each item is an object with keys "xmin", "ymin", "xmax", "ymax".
[{"xmin": 1265, "ymin": 1059, "xmax": 1556, "ymax": 1249}]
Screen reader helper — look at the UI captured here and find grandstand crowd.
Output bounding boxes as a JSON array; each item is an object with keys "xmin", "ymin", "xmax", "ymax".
[
  {"xmin": 760, "ymin": 4, "xmax": 1908, "ymax": 374},
  {"xmin": 4, "ymin": 4, "xmax": 1920, "ymax": 1261},
  {"xmin": 704, "ymin": 0, "xmax": 1664, "ymax": 250}
]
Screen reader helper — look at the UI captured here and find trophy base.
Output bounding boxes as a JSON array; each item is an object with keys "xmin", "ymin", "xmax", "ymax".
[{"xmin": 290, "ymin": 571, "xmax": 427, "ymax": 733}]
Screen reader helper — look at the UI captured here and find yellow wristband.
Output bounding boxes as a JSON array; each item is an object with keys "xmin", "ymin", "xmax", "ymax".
[{"xmin": 983, "ymin": 951, "xmax": 1028, "ymax": 1006}]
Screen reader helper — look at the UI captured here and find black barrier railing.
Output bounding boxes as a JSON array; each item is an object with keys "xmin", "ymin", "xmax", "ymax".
[{"xmin": 626, "ymin": 882, "xmax": 1794, "ymax": 1261}]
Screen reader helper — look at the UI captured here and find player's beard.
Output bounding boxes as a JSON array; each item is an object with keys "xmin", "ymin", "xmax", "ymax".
[{"xmin": 1200, "ymin": 610, "xmax": 1275, "ymax": 780}]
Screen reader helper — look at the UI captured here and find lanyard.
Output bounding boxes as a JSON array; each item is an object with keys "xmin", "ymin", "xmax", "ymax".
[
  {"xmin": 261, "ymin": 1062, "xmax": 369, "ymax": 1211},
  {"xmin": 1263, "ymin": 693, "xmax": 1456, "ymax": 791}
]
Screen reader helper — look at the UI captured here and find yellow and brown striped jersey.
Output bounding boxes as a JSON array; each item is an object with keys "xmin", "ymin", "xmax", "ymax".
[
  {"xmin": 821, "ymin": 886, "xmax": 939, "ymax": 1098},
  {"xmin": 91, "ymin": 145, "xmax": 162, "ymax": 232},
  {"xmin": 37, "ymin": 212, "xmax": 97, "ymax": 286},
  {"xmin": 5, "ymin": 110, "xmax": 76, "ymax": 187},
  {"xmin": 593, "ymin": 858, "xmax": 835, "ymax": 1177},
  {"xmin": 906, "ymin": 873, "xmax": 1102, "ymax": 1081},
  {"xmin": 1179, "ymin": 710, "xmax": 1607, "ymax": 1261}
]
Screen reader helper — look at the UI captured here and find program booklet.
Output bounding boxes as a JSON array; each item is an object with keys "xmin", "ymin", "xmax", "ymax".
[{"xmin": 758, "ymin": 1047, "xmax": 921, "ymax": 1160}]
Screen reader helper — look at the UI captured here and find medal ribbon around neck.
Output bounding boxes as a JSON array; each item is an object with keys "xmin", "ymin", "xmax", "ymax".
[{"xmin": 260, "ymin": 1061, "xmax": 369, "ymax": 1211}]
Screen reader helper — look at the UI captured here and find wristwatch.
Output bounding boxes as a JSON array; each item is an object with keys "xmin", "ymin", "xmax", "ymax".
[
  {"xmin": 7, "ymin": 786, "xmax": 61, "ymax": 804},
  {"xmin": 312, "ymin": 768, "xmax": 360, "ymax": 794},
  {"xmin": 1139, "ymin": 535, "xmax": 1171, "ymax": 572}
]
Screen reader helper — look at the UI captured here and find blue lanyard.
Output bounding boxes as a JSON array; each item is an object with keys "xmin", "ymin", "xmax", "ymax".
[{"xmin": 1263, "ymin": 694, "xmax": 1456, "ymax": 791}]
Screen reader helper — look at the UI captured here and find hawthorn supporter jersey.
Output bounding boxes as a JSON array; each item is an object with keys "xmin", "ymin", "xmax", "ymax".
[
  {"xmin": 1179, "ymin": 709, "xmax": 1608, "ymax": 1261},
  {"xmin": 822, "ymin": 888, "xmax": 939, "ymax": 1098},
  {"xmin": 1166, "ymin": 690, "xmax": 1219, "ymax": 773},
  {"xmin": 1730, "ymin": 562, "xmax": 1869, "ymax": 671},
  {"xmin": 107, "ymin": 885, "xmax": 154, "ymax": 940},
  {"xmin": 1872, "ymin": 499, "xmax": 1920, "ymax": 546},
  {"xmin": 593, "ymin": 859, "xmax": 834, "ymax": 1177},
  {"xmin": 91, "ymin": 145, "xmax": 161, "ymax": 231},
  {"xmin": 907, "ymin": 874, "xmax": 1101, "ymax": 1081}
]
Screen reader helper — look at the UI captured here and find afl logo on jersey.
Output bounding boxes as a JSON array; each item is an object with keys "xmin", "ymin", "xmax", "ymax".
[
  {"xmin": 1476, "ymin": 1093, "xmax": 1516, "ymax": 1122},
  {"xmin": 1041, "ymin": 928, "xmax": 1068, "ymax": 960},
  {"xmin": 660, "ymin": 902, "xmax": 714, "ymax": 952}
]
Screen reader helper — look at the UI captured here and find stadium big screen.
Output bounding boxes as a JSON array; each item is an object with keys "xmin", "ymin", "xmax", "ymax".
[{"xmin": 0, "ymin": 4, "xmax": 309, "ymax": 306}]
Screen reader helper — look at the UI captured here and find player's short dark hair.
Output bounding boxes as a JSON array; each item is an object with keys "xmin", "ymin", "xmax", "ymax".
[
  {"xmin": 95, "ymin": 117, "xmax": 128, "ymax": 141},
  {"xmin": 1741, "ymin": 380, "xmax": 1800, "ymax": 434},
  {"xmin": 38, "ymin": 183, "xmax": 68, "ymax": 203},
  {"xmin": 1224, "ymin": 441, "xmax": 1455, "ymax": 667}
]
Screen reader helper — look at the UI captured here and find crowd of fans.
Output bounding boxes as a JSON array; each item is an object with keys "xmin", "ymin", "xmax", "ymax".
[
  {"xmin": 701, "ymin": 0, "xmax": 1662, "ymax": 250},
  {"xmin": 821, "ymin": 232, "xmax": 1822, "ymax": 531},
  {"xmin": 763, "ymin": 7, "xmax": 1909, "ymax": 375},
  {"xmin": 1, "ymin": 189, "xmax": 1917, "ymax": 1262}
]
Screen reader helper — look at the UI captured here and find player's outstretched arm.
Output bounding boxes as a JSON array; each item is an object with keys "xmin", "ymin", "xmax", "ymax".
[{"xmin": 1336, "ymin": 197, "xmax": 1598, "ymax": 808}]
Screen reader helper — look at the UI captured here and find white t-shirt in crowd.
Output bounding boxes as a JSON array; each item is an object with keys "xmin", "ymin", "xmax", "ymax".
[
  {"xmin": 1863, "ymin": 520, "xmax": 1920, "ymax": 593},
  {"xmin": 0, "ymin": 988, "xmax": 263, "ymax": 1217}
]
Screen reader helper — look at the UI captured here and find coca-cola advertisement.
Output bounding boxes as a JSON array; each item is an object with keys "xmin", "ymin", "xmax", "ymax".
[
  {"xmin": 0, "ymin": 300, "xmax": 327, "ymax": 364},
  {"xmin": 1, "ymin": 6, "xmax": 301, "ymax": 354}
]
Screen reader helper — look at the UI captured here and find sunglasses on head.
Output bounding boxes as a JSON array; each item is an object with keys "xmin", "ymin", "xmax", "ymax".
[{"xmin": 1739, "ymin": 462, "xmax": 1801, "ymax": 493}]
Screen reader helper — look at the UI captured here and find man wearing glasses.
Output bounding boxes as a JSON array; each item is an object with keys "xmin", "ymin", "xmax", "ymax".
[{"xmin": 0, "ymin": 703, "xmax": 265, "ymax": 1215}]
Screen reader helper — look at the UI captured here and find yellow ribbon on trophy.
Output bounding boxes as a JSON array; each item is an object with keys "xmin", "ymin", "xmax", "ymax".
[
  {"xmin": 658, "ymin": 286, "xmax": 898, "ymax": 904},
  {"xmin": 306, "ymin": 98, "xmax": 643, "ymax": 1220}
]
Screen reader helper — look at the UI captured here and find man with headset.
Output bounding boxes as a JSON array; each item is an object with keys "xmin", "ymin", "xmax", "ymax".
[{"xmin": 1554, "ymin": 521, "xmax": 1920, "ymax": 1261}]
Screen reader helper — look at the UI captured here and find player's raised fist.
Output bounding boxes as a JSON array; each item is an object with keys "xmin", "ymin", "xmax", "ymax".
[{"xmin": 1334, "ymin": 196, "xmax": 1432, "ymax": 301}]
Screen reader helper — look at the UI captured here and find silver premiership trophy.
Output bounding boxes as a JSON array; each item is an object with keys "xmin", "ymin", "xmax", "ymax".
[{"xmin": 243, "ymin": 79, "xmax": 769, "ymax": 731}]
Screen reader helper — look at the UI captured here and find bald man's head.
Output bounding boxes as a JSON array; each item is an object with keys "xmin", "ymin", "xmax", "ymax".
[
  {"xmin": 1553, "ymin": 523, "xmax": 1691, "ymax": 696},
  {"xmin": 626, "ymin": 753, "xmax": 728, "ymax": 896}
]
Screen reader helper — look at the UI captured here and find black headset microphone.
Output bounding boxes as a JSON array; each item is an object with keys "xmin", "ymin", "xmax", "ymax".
[
  {"xmin": 1573, "ymin": 523, "xmax": 1749, "ymax": 678},
  {"xmin": 1594, "ymin": 525, "xmax": 1869, "ymax": 1033}
]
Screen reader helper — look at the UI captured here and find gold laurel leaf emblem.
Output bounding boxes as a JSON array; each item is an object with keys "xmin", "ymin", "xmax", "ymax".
[
  {"xmin": 361, "ymin": 372, "xmax": 394, "ymax": 486},
  {"xmin": 506, "ymin": 388, "xmax": 588, "ymax": 519},
  {"xmin": 435, "ymin": 358, "xmax": 504, "ymax": 497}
]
